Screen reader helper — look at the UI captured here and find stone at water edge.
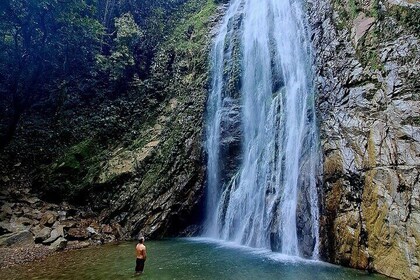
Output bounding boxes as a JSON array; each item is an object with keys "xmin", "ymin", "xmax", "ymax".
[
  {"xmin": 0, "ymin": 230, "xmax": 34, "ymax": 247},
  {"xmin": 67, "ymin": 240, "xmax": 90, "ymax": 249},
  {"xmin": 34, "ymin": 227, "xmax": 52, "ymax": 243},
  {"xmin": 42, "ymin": 225, "xmax": 64, "ymax": 244},
  {"xmin": 67, "ymin": 227, "xmax": 89, "ymax": 240},
  {"xmin": 101, "ymin": 224, "xmax": 113, "ymax": 234},
  {"xmin": 49, "ymin": 237, "xmax": 67, "ymax": 251}
]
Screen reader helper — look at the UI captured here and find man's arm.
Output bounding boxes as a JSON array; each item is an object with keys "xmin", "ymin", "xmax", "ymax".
[{"xmin": 143, "ymin": 247, "xmax": 147, "ymax": 260}]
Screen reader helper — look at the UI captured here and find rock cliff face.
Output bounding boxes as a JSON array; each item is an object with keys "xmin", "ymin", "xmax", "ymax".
[
  {"xmin": 308, "ymin": 0, "xmax": 420, "ymax": 279},
  {"xmin": 85, "ymin": 0, "xmax": 221, "ymax": 239},
  {"xmin": 0, "ymin": 0, "xmax": 219, "ymax": 251}
]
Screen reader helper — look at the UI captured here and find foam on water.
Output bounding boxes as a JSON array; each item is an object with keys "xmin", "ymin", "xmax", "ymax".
[{"xmin": 188, "ymin": 237, "xmax": 340, "ymax": 269}]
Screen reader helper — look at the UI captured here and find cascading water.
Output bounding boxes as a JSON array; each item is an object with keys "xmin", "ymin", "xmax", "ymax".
[{"xmin": 204, "ymin": 0, "xmax": 320, "ymax": 258}]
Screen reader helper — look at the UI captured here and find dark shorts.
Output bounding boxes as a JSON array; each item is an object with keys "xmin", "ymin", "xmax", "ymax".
[{"xmin": 135, "ymin": 258, "xmax": 145, "ymax": 272}]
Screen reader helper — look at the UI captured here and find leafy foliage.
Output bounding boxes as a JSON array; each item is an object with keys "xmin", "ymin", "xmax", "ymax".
[
  {"xmin": 96, "ymin": 12, "xmax": 141, "ymax": 85},
  {"xmin": 0, "ymin": 0, "xmax": 217, "ymax": 202},
  {"xmin": 0, "ymin": 0, "xmax": 198, "ymax": 148},
  {"xmin": 0, "ymin": 0, "xmax": 104, "ymax": 146}
]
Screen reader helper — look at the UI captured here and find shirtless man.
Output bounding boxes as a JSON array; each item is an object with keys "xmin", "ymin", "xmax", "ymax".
[{"xmin": 135, "ymin": 237, "xmax": 147, "ymax": 275}]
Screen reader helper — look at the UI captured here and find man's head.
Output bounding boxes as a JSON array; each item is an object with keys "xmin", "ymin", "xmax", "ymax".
[{"xmin": 138, "ymin": 236, "xmax": 145, "ymax": 244}]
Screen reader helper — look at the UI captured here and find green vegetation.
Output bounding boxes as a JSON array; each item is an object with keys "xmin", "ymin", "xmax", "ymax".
[
  {"xmin": 389, "ymin": 5, "xmax": 420, "ymax": 35},
  {"xmin": 368, "ymin": 0, "xmax": 382, "ymax": 19},
  {"xmin": 170, "ymin": 1, "xmax": 216, "ymax": 52},
  {"xmin": 401, "ymin": 116, "xmax": 420, "ymax": 126},
  {"xmin": 0, "ymin": 0, "xmax": 103, "ymax": 146},
  {"xmin": 55, "ymin": 140, "xmax": 97, "ymax": 171},
  {"xmin": 37, "ymin": 139, "xmax": 102, "ymax": 202},
  {"xmin": 0, "ymin": 0, "xmax": 218, "ymax": 203},
  {"xmin": 0, "ymin": 0, "xmax": 197, "ymax": 148},
  {"xmin": 96, "ymin": 13, "xmax": 142, "ymax": 86},
  {"xmin": 349, "ymin": 0, "xmax": 360, "ymax": 19}
]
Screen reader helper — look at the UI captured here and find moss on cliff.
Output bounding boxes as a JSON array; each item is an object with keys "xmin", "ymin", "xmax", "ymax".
[
  {"xmin": 54, "ymin": 140, "xmax": 98, "ymax": 172},
  {"xmin": 84, "ymin": 0, "xmax": 217, "ymax": 237},
  {"xmin": 170, "ymin": 1, "xmax": 216, "ymax": 52},
  {"xmin": 35, "ymin": 139, "xmax": 104, "ymax": 202},
  {"xmin": 5, "ymin": 0, "xmax": 218, "ymax": 206},
  {"xmin": 332, "ymin": 0, "xmax": 419, "ymax": 72},
  {"xmin": 389, "ymin": 5, "xmax": 420, "ymax": 35}
]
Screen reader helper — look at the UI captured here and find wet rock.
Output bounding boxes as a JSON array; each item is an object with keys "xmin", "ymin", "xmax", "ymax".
[
  {"xmin": 178, "ymin": 224, "xmax": 202, "ymax": 237},
  {"xmin": 87, "ymin": 226, "xmax": 97, "ymax": 235},
  {"xmin": 67, "ymin": 228, "xmax": 89, "ymax": 240},
  {"xmin": 101, "ymin": 224, "xmax": 113, "ymax": 234},
  {"xmin": 34, "ymin": 227, "xmax": 52, "ymax": 243},
  {"xmin": 111, "ymin": 223, "xmax": 124, "ymax": 239},
  {"xmin": 308, "ymin": 0, "xmax": 420, "ymax": 279},
  {"xmin": 39, "ymin": 212, "xmax": 57, "ymax": 226},
  {"xmin": 0, "ymin": 231, "xmax": 34, "ymax": 247},
  {"xmin": 43, "ymin": 225, "xmax": 64, "ymax": 244},
  {"xmin": 49, "ymin": 237, "xmax": 67, "ymax": 251}
]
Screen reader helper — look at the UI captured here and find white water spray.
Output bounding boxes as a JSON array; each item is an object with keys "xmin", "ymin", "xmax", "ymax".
[{"xmin": 204, "ymin": 0, "xmax": 320, "ymax": 258}]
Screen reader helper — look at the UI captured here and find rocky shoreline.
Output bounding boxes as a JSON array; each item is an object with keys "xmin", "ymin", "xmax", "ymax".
[
  {"xmin": 0, "ymin": 187, "xmax": 124, "ymax": 269},
  {"xmin": 0, "ymin": 244, "xmax": 52, "ymax": 269}
]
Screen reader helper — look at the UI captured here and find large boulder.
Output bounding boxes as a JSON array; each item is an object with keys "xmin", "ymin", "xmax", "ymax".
[
  {"xmin": 43, "ymin": 225, "xmax": 64, "ymax": 244},
  {"xmin": 0, "ymin": 230, "xmax": 34, "ymax": 247},
  {"xmin": 67, "ymin": 227, "xmax": 89, "ymax": 240},
  {"xmin": 49, "ymin": 237, "xmax": 67, "ymax": 251},
  {"xmin": 34, "ymin": 227, "xmax": 52, "ymax": 243},
  {"xmin": 39, "ymin": 212, "xmax": 57, "ymax": 226}
]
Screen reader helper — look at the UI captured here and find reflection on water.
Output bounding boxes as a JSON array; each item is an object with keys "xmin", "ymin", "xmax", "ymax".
[{"xmin": 0, "ymin": 239, "xmax": 388, "ymax": 280}]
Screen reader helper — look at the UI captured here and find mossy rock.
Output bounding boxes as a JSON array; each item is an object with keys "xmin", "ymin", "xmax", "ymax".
[{"xmin": 54, "ymin": 140, "xmax": 97, "ymax": 172}]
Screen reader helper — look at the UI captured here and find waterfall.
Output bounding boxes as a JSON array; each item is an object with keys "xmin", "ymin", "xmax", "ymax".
[{"xmin": 204, "ymin": 0, "xmax": 320, "ymax": 258}]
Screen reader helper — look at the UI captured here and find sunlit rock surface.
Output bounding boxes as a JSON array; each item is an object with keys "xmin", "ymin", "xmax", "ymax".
[{"xmin": 308, "ymin": 0, "xmax": 420, "ymax": 279}]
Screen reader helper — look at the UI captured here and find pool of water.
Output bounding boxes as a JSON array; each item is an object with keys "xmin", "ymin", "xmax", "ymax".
[{"xmin": 0, "ymin": 238, "xmax": 388, "ymax": 280}]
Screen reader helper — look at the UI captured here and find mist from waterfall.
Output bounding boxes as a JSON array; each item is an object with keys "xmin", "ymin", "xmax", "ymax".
[{"xmin": 204, "ymin": 0, "xmax": 320, "ymax": 258}]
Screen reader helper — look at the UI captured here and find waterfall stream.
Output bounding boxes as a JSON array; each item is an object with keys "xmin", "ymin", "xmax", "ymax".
[{"xmin": 204, "ymin": 0, "xmax": 320, "ymax": 258}]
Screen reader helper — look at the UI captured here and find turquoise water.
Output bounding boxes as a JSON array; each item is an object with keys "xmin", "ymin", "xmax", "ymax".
[{"xmin": 0, "ymin": 238, "xmax": 388, "ymax": 280}]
